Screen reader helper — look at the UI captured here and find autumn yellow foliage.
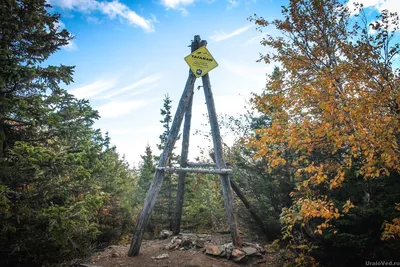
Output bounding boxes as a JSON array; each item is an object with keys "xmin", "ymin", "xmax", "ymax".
[
  {"xmin": 382, "ymin": 204, "xmax": 400, "ymax": 240},
  {"xmin": 248, "ymin": 0, "xmax": 400, "ymax": 265}
]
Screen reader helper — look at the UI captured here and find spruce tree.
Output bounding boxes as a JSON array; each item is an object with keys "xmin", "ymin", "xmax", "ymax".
[
  {"xmin": 0, "ymin": 1, "xmax": 137, "ymax": 265},
  {"xmin": 155, "ymin": 94, "xmax": 177, "ymax": 230}
]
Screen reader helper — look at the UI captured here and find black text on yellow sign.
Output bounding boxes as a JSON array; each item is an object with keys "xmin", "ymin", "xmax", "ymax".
[{"xmin": 184, "ymin": 46, "xmax": 218, "ymax": 78}]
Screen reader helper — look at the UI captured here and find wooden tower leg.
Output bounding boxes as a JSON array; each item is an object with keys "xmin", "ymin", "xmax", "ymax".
[
  {"xmin": 201, "ymin": 69, "xmax": 240, "ymax": 246},
  {"xmin": 229, "ymin": 178, "xmax": 269, "ymax": 238},
  {"xmin": 172, "ymin": 36, "xmax": 200, "ymax": 236},
  {"xmin": 128, "ymin": 69, "xmax": 197, "ymax": 256},
  {"xmin": 209, "ymin": 155, "xmax": 269, "ymax": 238},
  {"xmin": 172, "ymin": 91, "xmax": 194, "ymax": 235}
]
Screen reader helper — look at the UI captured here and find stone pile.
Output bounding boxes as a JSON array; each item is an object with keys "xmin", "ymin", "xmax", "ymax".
[
  {"xmin": 204, "ymin": 242, "xmax": 264, "ymax": 263},
  {"xmin": 161, "ymin": 231, "xmax": 265, "ymax": 263},
  {"xmin": 164, "ymin": 233, "xmax": 211, "ymax": 250}
]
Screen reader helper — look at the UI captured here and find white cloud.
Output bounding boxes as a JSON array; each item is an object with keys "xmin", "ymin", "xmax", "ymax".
[
  {"xmin": 50, "ymin": 0, "xmax": 98, "ymax": 11},
  {"xmin": 243, "ymin": 34, "xmax": 263, "ymax": 45},
  {"xmin": 100, "ymin": 74, "xmax": 162, "ymax": 99},
  {"xmin": 55, "ymin": 20, "xmax": 65, "ymax": 29},
  {"xmin": 161, "ymin": 0, "xmax": 196, "ymax": 15},
  {"xmin": 69, "ymin": 78, "xmax": 117, "ymax": 99},
  {"xmin": 346, "ymin": 0, "xmax": 399, "ymax": 32},
  {"xmin": 98, "ymin": 1, "xmax": 155, "ymax": 32},
  {"xmin": 63, "ymin": 39, "xmax": 78, "ymax": 51},
  {"xmin": 210, "ymin": 24, "xmax": 253, "ymax": 42},
  {"xmin": 86, "ymin": 15, "xmax": 101, "ymax": 24},
  {"xmin": 178, "ymin": 7, "xmax": 189, "ymax": 16},
  {"xmin": 50, "ymin": 0, "xmax": 155, "ymax": 32},
  {"xmin": 346, "ymin": 0, "xmax": 399, "ymax": 16},
  {"xmin": 126, "ymin": 83, "xmax": 159, "ymax": 97},
  {"xmin": 54, "ymin": 20, "xmax": 78, "ymax": 51},
  {"xmin": 227, "ymin": 0, "xmax": 238, "ymax": 9},
  {"xmin": 380, "ymin": 0, "xmax": 400, "ymax": 15},
  {"xmin": 96, "ymin": 100, "xmax": 148, "ymax": 118},
  {"xmin": 150, "ymin": 14, "xmax": 159, "ymax": 24},
  {"xmin": 161, "ymin": 0, "xmax": 196, "ymax": 9}
]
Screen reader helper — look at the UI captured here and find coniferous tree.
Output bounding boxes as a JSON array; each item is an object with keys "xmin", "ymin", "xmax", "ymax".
[
  {"xmin": 137, "ymin": 144, "xmax": 155, "ymax": 202},
  {"xmin": 155, "ymin": 94, "xmax": 178, "ymax": 230},
  {"xmin": 0, "ymin": 0, "xmax": 76, "ymax": 157},
  {"xmin": 0, "ymin": 1, "xmax": 138, "ymax": 265}
]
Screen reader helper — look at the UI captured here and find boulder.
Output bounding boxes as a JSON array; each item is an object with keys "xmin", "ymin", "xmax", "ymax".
[
  {"xmin": 242, "ymin": 246, "xmax": 258, "ymax": 256},
  {"xmin": 205, "ymin": 245, "xmax": 222, "ymax": 256},
  {"xmin": 159, "ymin": 230, "xmax": 173, "ymax": 239},
  {"xmin": 243, "ymin": 242, "xmax": 265, "ymax": 253}
]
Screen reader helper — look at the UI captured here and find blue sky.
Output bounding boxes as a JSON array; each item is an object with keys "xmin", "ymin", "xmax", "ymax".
[{"xmin": 46, "ymin": 0, "xmax": 399, "ymax": 165}]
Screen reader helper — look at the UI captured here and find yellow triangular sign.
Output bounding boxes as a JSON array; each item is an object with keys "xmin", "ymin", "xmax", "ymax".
[{"xmin": 184, "ymin": 46, "xmax": 218, "ymax": 78}]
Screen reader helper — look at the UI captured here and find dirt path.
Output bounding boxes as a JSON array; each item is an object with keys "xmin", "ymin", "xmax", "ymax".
[{"xmin": 82, "ymin": 234, "xmax": 282, "ymax": 267}]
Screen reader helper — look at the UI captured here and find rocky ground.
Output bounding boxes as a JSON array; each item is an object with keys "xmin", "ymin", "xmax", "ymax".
[{"xmin": 74, "ymin": 232, "xmax": 283, "ymax": 267}]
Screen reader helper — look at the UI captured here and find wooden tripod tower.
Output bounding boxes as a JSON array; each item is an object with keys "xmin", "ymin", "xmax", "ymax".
[{"xmin": 128, "ymin": 35, "xmax": 239, "ymax": 256}]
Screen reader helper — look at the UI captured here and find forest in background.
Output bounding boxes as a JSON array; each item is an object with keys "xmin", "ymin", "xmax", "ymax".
[{"xmin": 0, "ymin": 0, "xmax": 399, "ymax": 266}]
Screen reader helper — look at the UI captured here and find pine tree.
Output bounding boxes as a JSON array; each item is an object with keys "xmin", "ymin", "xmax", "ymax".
[
  {"xmin": 137, "ymin": 144, "xmax": 155, "ymax": 202},
  {"xmin": 157, "ymin": 94, "xmax": 173, "ymax": 153},
  {"xmin": 0, "ymin": 0, "xmax": 77, "ymax": 158},
  {"xmin": 0, "ymin": 1, "xmax": 137, "ymax": 265},
  {"xmin": 155, "ymin": 94, "xmax": 178, "ymax": 230}
]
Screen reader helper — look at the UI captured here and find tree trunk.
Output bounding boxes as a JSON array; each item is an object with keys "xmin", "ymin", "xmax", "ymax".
[
  {"xmin": 0, "ymin": 91, "xmax": 6, "ymax": 159},
  {"xmin": 167, "ymin": 175, "xmax": 173, "ymax": 230},
  {"xmin": 172, "ymin": 91, "xmax": 193, "ymax": 235}
]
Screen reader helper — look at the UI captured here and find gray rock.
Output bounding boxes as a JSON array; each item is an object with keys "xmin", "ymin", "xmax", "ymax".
[
  {"xmin": 224, "ymin": 243, "xmax": 233, "ymax": 259},
  {"xmin": 195, "ymin": 239, "xmax": 205, "ymax": 248},
  {"xmin": 219, "ymin": 246, "xmax": 226, "ymax": 257},
  {"xmin": 155, "ymin": 253, "xmax": 169, "ymax": 259},
  {"xmin": 242, "ymin": 246, "xmax": 258, "ymax": 256},
  {"xmin": 159, "ymin": 230, "xmax": 173, "ymax": 239},
  {"xmin": 170, "ymin": 236, "xmax": 178, "ymax": 243}
]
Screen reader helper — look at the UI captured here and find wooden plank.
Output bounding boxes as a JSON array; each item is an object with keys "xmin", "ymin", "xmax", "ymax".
[
  {"xmin": 128, "ymin": 36, "xmax": 200, "ymax": 257},
  {"xmin": 172, "ymin": 90, "xmax": 193, "ymax": 235},
  {"xmin": 156, "ymin": 166, "xmax": 232, "ymax": 174},
  {"xmin": 201, "ymin": 40, "xmax": 240, "ymax": 247}
]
